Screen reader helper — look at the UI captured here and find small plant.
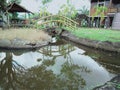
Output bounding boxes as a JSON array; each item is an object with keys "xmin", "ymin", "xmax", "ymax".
[{"xmin": 81, "ymin": 19, "xmax": 88, "ymax": 27}]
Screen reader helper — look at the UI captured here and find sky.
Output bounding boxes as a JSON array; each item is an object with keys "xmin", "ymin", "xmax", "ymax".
[{"xmin": 20, "ymin": 0, "xmax": 90, "ymax": 14}]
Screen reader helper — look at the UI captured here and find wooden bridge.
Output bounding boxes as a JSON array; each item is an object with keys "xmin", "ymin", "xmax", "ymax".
[{"xmin": 35, "ymin": 15, "xmax": 79, "ymax": 31}]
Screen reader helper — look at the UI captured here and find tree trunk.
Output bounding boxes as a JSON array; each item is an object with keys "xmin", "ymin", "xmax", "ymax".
[{"xmin": 1, "ymin": 11, "xmax": 9, "ymax": 29}]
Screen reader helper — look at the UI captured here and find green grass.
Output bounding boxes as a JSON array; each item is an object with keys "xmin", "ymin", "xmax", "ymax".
[{"xmin": 71, "ymin": 28, "xmax": 120, "ymax": 42}]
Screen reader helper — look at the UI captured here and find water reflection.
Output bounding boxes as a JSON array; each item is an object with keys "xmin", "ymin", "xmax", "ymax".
[
  {"xmin": 0, "ymin": 52, "xmax": 25, "ymax": 90},
  {"xmin": 75, "ymin": 43, "xmax": 120, "ymax": 74},
  {"xmin": 0, "ymin": 40, "xmax": 119, "ymax": 90}
]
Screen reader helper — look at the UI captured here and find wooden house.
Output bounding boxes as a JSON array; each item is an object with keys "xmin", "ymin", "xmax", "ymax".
[
  {"xmin": 90, "ymin": 0, "xmax": 120, "ymax": 29},
  {"xmin": 8, "ymin": 3, "xmax": 32, "ymax": 27},
  {"xmin": 0, "ymin": 3, "xmax": 32, "ymax": 28}
]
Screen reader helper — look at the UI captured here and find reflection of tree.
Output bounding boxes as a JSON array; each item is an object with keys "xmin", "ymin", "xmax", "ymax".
[
  {"xmin": 35, "ymin": 41, "xmax": 91, "ymax": 89},
  {"xmin": 17, "ymin": 65, "xmax": 56, "ymax": 90},
  {"xmin": 58, "ymin": 61, "xmax": 86, "ymax": 89},
  {"xmin": 0, "ymin": 52, "xmax": 25, "ymax": 90},
  {"xmin": 17, "ymin": 59, "xmax": 89, "ymax": 90},
  {"xmin": 0, "ymin": 41, "xmax": 91, "ymax": 90}
]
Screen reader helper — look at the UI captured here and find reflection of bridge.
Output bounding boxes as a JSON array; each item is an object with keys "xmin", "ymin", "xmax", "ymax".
[
  {"xmin": 39, "ymin": 43, "xmax": 75, "ymax": 57},
  {"xmin": 35, "ymin": 15, "xmax": 79, "ymax": 30}
]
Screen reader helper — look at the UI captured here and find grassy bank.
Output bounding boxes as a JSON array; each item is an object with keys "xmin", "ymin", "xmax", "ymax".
[
  {"xmin": 0, "ymin": 28, "xmax": 51, "ymax": 42},
  {"xmin": 0, "ymin": 27, "xmax": 120, "ymax": 43},
  {"xmin": 71, "ymin": 28, "xmax": 120, "ymax": 42}
]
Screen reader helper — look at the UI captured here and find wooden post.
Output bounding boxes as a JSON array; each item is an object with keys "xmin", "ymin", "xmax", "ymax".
[{"xmin": 50, "ymin": 15, "xmax": 52, "ymax": 27}]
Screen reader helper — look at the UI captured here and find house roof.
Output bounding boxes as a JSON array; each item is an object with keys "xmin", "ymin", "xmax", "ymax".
[
  {"xmin": 112, "ymin": 0, "xmax": 120, "ymax": 4},
  {"xmin": 8, "ymin": 3, "xmax": 32, "ymax": 13},
  {"xmin": 91, "ymin": 0, "xmax": 109, "ymax": 3},
  {"xmin": 91, "ymin": 0, "xmax": 120, "ymax": 4}
]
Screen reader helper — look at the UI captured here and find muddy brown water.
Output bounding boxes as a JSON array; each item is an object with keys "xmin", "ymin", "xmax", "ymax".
[{"xmin": 0, "ymin": 39, "xmax": 120, "ymax": 90}]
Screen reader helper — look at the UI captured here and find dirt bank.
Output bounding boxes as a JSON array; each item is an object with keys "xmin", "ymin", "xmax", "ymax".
[
  {"xmin": 93, "ymin": 75, "xmax": 120, "ymax": 90},
  {"xmin": 61, "ymin": 30, "xmax": 120, "ymax": 53},
  {"xmin": 0, "ymin": 38, "xmax": 51, "ymax": 50}
]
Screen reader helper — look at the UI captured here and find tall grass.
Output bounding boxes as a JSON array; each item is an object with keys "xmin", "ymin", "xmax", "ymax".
[{"xmin": 0, "ymin": 28, "xmax": 51, "ymax": 42}]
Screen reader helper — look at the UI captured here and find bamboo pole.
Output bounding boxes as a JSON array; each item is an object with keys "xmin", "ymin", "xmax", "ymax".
[{"xmin": 36, "ymin": 14, "xmax": 78, "ymax": 30}]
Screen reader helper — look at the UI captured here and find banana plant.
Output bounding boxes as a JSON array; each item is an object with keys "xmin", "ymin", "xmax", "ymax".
[{"xmin": 92, "ymin": 5, "xmax": 108, "ymax": 27}]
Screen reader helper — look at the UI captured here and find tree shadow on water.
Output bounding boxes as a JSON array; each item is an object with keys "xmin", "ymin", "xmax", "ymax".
[
  {"xmin": 23, "ymin": 43, "xmax": 91, "ymax": 90},
  {"xmin": 17, "ymin": 59, "xmax": 90, "ymax": 90},
  {"xmin": 0, "ymin": 52, "xmax": 26, "ymax": 90},
  {"xmin": 0, "ymin": 43, "xmax": 91, "ymax": 90}
]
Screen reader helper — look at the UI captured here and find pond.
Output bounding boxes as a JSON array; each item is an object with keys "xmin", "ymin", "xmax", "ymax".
[{"xmin": 0, "ymin": 39, "xmax": 120, "ymax": 90}]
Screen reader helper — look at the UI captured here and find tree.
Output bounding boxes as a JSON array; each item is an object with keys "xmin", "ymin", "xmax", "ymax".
[
  {"xmin": 0, "ymin": 0, "xmax": 21, "ymax": 29},
  {"xmin": 58, "ymin": 0, "xmax": 77, "ymax": 19},
  {"xmin": 39, "ymin": 0, "xmax": 52, "ymax": 17},
  {"xmin": 0, "ymin": 0, "xmax": 9, "ymax": 29},
  {"xmin": 42, "ymin": 0, "xmax": 52, "ymax": 5},
  {"xmin": 6, "ymin": 0, "xmax": 21, "ymax": 4},
  {"xmin": 0, "ymin": 0, "xmax": 7, "ymax": 11},
  {"xmin": 78, "ymin": 6, "xmax": 89, "ymax": 15},
  {"xmin": 39, "ymin": 6, "xmax": 51, "ymax": 17}
]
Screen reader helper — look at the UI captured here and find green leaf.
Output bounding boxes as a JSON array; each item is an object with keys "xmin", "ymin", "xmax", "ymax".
[{"xmin": 117, "ymin": 84, "xmax": 120, "ymax": 89}]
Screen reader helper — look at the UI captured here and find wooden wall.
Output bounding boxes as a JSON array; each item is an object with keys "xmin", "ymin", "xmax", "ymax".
[{"xmin": 90, "ymin": 1, "xmax": 118, "ymax": 17}]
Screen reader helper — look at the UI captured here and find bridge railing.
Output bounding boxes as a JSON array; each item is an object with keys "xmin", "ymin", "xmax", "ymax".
[{"xmin": 35, "ymin": 15, "xmax": 79, "ymax": 30}]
